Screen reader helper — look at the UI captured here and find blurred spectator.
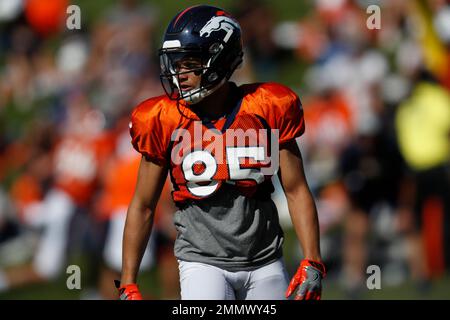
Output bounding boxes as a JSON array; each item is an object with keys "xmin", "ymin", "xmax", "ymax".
[
  {"xmin": 339, "ymin": 128, "xmax": 406, "ymax": 297},
  {"xmin": 395, "ymin": 69, "xmax": 450, "ymax": 285},
  {"xmin": 0, "ymin": 93, "xmax": 115, "ymax": 292}
]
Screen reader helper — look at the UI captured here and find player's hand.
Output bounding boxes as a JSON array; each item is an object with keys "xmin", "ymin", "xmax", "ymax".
[
  {"xmin": 285, "ymin": 259, "xmax": 326, "ymax": 300},
  {"xmin": 114, "ymin": 280, "xmax": 143, "ymax": 300}
]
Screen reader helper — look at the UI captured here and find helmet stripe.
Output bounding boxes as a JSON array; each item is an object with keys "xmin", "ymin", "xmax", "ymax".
[{"xmin": 173, "ymin": 5, "xmax": 199, "ymax": 28}]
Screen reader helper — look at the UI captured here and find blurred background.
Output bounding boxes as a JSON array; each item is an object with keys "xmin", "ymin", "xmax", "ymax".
[{"xmin": 0, "ymin": 0, "xmax": 449, "ymax": 299}]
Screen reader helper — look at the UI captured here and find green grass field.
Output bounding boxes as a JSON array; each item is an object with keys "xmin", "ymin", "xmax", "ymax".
[
  {"xmin": 2, "ymin": 273, "xmax": 450, "ymax": 300},
  {"xmin": 1, "ymin": 219, "xmax": 448, "ymax": 300},
  {"xmin": 323, "ymin": 275, "xmax": 450, "ymax": 300},
  {"xmin": 1, "ymin": 255, "xmax": 449, "ymax": 300}
]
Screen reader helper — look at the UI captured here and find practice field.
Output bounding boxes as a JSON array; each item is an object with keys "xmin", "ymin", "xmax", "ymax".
[
  {"xmin": 1, "ymin": 257, "xmax": 449, "ymax": 300},
  {"xmin": 1, "ymin": 213, "xmax": 448, "ymax": 300}
]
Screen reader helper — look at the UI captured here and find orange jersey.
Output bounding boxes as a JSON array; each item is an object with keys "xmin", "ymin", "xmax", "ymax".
[
  {"xmin": 96, "ymin": 131, "xmax": 175, "ymax": 222},
  {"xmin": 97, "ymin": 153, "xmax": 176, "ymax": 223},
  {"xmin": 97, "ymin": 152, "xmax": 141, "ymax": 218},
  {"xmin": 53, "ymin": 132, "xmax": 115, "ymax": 206},
  {"xmin": 130, "ymin": 82, "xmax": 305, "ymax": 203},
  {"xmin": 303, "ymin": 92, "xmax": 354, "ymax": 151}
]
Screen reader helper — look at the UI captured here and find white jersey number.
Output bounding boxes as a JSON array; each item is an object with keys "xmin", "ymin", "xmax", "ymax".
[{"xmin": 181, "ymin": 147, "xmax": 265, "ymax": 197}]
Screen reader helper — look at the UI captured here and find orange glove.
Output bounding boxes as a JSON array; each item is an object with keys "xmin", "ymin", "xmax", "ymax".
[
  {"xmin": 114, "ymin": 280, "xmax": 143, "ymax": 300},
  {"xmin": 285, "ymin": 259, "xmax": 326, "ymax": 300}
]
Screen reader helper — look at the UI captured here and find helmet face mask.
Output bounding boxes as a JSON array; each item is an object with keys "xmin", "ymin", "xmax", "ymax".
[
  {"xmin": 159, "ymin": 47, "xmax": 213, "ymax": 103},
  {"xmin": 159, "ymin": 5, "xmax": 243, "ymax": 104}
]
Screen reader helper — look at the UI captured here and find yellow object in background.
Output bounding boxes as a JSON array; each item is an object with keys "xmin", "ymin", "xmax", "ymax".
[
  {"xmin": 412, "ymin": 0, "xmax": 449, "ymax": 81},
  {"xmin": 396, "ymin": 82, "xmax": 450, "ymax": 171}
]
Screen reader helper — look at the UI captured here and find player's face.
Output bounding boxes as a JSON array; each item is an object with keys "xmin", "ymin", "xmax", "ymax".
[{"xmin": 174, "ymin": 57, "xmax": 202, "ymax": 93}]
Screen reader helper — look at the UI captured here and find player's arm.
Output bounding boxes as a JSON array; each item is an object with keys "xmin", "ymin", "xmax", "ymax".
[
  {"xmin": 117, "ymin": 156, "xmax": 168, "ymax": 299},
  {"xmin": 278, "ymin": 139, "xmax": 326, "ymax": 300}
]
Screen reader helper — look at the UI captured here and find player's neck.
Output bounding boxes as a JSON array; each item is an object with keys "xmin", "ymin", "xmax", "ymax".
[{"xmin": 192, "ymin": 82, "xmax": 232, "ymax": 120}]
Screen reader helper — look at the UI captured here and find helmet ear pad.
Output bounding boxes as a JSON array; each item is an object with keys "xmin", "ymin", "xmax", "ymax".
[{"xmin": 201, "ymin": 40, "xmax": 243, "ymax": 89}]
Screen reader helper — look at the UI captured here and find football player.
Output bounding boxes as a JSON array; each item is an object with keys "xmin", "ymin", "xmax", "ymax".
[{"xmin": 116, "ymin": 5, "xmax": 325, "ymax": 300}]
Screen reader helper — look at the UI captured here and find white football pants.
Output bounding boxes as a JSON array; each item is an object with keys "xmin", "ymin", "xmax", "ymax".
[{"xmin": 178, "ymin": 258, "xmax": 289, "ymax": 300}]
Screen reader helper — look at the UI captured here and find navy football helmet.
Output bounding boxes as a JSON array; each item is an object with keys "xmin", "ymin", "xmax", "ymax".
[{"xmin": 159, "ymin": 5, "xmax": 243, "ymax": 104}]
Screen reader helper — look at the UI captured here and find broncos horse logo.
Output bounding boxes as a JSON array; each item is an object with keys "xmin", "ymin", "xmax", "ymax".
[{"xmin": 199, "ymin": 16, "xmax": 240, "ymax": 43}]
